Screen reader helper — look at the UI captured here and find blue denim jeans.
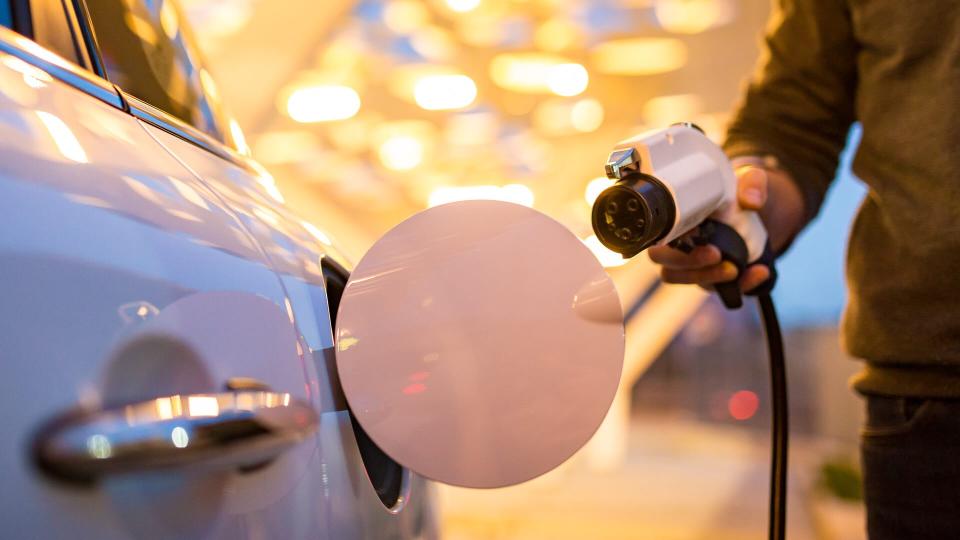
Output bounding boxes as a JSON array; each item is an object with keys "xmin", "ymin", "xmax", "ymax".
[{"xmin": 861, "ymin": 395, "xmax": 960, "ymax": 539}]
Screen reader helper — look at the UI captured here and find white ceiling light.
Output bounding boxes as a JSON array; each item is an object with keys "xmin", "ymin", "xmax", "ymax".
[
  {"xmin": 286, "ymin": 85, "xmax": 361, "ymax": 123},
  {"xmin": 414, "ymin": 74, "xmax": 477, "ymax": 110}
]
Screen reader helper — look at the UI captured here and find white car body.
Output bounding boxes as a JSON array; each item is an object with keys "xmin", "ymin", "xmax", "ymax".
[{"xmin": 0, "ymin": 1, "xmax": 435, "ymax": 537}]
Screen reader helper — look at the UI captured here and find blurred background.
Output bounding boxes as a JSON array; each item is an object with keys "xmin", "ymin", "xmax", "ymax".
[{"xmin": 180, "ymin": 0, "xmax": 867, "ymax": 537}]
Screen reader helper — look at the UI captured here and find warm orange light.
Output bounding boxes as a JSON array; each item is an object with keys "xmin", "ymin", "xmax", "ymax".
[
  {"xmin": 642, "ymin": 93, "xmax": 704, "ymax": 126},
  {"xmin": 454, "ymin": 14, "xmax": 502, "ymax": 46},
  {"xmin": 253, "ymin": 130, "xmax": 320, "ymax": 164},
  {"xmin": 379, "ymin": 135, "xmax": 424, "ymax": 171},
  {"xmin": 533, "ymin": 98, "xmax": 604, "ymax": 135},
  {"xmin": 534, "ymin": 19, "xmax": 581, "ymax": 52},
  {"xmin": 591, "ymin": 38, "xmax": 688, "ymax": 75},
  {"xmin": 124, "ymin": 12, "xmax": 158, "ymax": 46},
  {"xmin": 383, "ymin": 0, "xmax": 430, "ymax": 34},
  {"xmin": 655, "ymin": 0, "xmax": 733, "ymax": 34},
  {"xmin": 159, "ymin": 0, "xmax": 179, "ymax": 39},
  {"xmin": 571, "ymin": 98, "xmax": 604, "ymax": 132},
  {"xmin": 446, "ymin": 111, "xmax": 498, "ymax": 146},
  {"xmin": 490, "ymin": 53, "xmax": 587, "ymax": 95},
  {"xmin": 532, "ymin": 99, "xmax": 571, "ymax": 135},
  {"xmin": 410, "ymin": 26, "xmax": 457, "ymax": 61}
]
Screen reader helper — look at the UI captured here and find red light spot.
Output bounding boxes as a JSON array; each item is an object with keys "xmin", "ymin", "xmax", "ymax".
[
  {"xmin": 728, "ymin": 390, "xmax": 759, "ymax": 421},
  {"xmin": 409, "ymin": 371, "xmax": 430, "ymax": 382},
  {"xmin": 402, "ymin": 383, "xmax": 427, "ymax": 395}
]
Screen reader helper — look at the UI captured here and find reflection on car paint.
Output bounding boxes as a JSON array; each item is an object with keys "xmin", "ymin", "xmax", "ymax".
[
  {"xmin": 36, "ymin": 111, "xmax": 88, "ymax": 162},
  {"xmin": 117, "ymin": 300, "xmax": 159, "ymax": 324}
]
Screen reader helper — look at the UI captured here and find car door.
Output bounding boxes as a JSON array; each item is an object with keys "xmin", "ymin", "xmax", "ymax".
[
  {"xmin": 77, "ymin": 0, "xmax": 436, "ymax": 538},
  {"xmin": 0, "ymin": 3, "xmax": 322, "ymax": 539},
  {"xmin": 140, "ymin": 119, "xmax": 437, "ymax": 540}
]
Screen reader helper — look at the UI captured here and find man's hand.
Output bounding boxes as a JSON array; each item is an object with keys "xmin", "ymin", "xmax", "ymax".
[{"xmin": 647, "ymin": 162, "xmax": 805, "ymax": 293}]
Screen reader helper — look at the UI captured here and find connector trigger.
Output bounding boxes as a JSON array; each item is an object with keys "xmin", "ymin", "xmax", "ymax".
[{"xmin": 701, "ymin": 219, "xmax": 749, "ymax": 310}]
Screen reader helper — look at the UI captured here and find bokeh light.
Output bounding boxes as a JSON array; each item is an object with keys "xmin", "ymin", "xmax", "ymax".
[
  {"xmin": 445, "ymin": 0, "xmax": 481, "ymax": 13},
  {"xmin": 534, "ymin": 18, "xmax": 581, "ymax": 52},
  {"xmin": 383, "ymin": 0, "xmax": 431, "ymax": 34},
  {"xmin": 378, "ymin": 135, "xmax": 425, "ymax": 171},
  {"xmin": 728, "ymin": 390, "xmax": 760, "ymax": 421},
  {"xmin": 570, "ymin": 98, "xmax": 604, "ymax": 132},
  {"xmin": 655, "ymin": 0, "xmax": 734, "ymax": 34},
  {"xmin": 547, "ymin": 63, "xmax": 588, "ymax": 97},
  {"xmin": 591, "ymin": 38, "xmax": 688, "ymax": 75},
  {"xmin": 489, "ymin": 53, "xmax": 585, "ymax": 95},
  {"xmin": 286, "ymin": 85, "xmax": 361, "ymax": 123},
  {"xmin": 584, "ymin": 177, "xmax": 614, "ymax": 206},
  {"xmin": 582, "ymin": 234, "xmax": 628, "ymax": 268},
  {"xmin": 414, "ymin": 74, "xmax": 478, "ymax": 110}
]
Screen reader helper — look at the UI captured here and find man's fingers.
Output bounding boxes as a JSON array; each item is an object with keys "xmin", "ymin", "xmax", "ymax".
[
  {"xmin": 736, "ymin": 166, "xmax": 768, "ymax": 211},
  {"xmin": 648, "ymin": 245, "xmax": 722, "ymax": 269},
  {"xmin": 661, "ymin": 262, "xmax": 739, "ymax": 285},
  {"xmin": 739, "ymin": 264, "xmax": 771, "ymax": 293},
  {"xmin": 662, "ymin": 262, "xmax": 771, "ymax": 292}
]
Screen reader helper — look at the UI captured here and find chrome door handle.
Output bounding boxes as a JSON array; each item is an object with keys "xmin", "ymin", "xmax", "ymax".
[{"xmin": 34, "ymin": 391, "xmax": 318, "ymax": 483}]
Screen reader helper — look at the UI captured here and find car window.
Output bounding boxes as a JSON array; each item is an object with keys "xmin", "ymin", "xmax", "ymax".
[
  {"xmin": 84, "ymin": 0, "xmax": 227, "ymax": 143},
  {"xmin": 0, "ymin": 1, "xmax": 11, "ymax": 29},
  {"xmin": 29, "ymin": 0, "xmax": 81, "ymax": 64}
]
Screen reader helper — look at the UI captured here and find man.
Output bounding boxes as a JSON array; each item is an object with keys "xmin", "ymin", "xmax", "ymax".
[{"xmin": 647, "ymin": 1, "xmax": 960, "ymax": 538}]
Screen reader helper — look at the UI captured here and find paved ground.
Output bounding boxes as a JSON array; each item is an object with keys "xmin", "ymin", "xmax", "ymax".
[{"xmin": 437, "ymin": 415, "xmax": 865, "ymax": 540}]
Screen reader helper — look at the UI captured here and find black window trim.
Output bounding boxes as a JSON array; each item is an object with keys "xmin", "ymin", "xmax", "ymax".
[
  {"xmin": 10, "ymin": 0, "xmax": 33, "ymax": 37},
  {"xmin": 68, "ymin": 0, "xmax": 104, "ymax": 77},
  {"xmin": 57, "ymin": 0, "xmax": 93, "ymax": 69}
]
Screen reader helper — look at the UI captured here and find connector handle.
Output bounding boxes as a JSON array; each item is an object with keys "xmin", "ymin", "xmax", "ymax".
[
  {"xmin": 688, "ymin": 219, "xmax": 777, "ymax": 310},
  {"xmin": 701, "ymin": 220, "xmax": 748, "ymax": 309}
]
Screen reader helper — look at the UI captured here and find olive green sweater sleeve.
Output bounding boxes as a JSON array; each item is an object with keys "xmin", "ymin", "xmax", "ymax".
[{"xmin": 724, "ymin": 0, "xmax": 858, "ymax": 224}]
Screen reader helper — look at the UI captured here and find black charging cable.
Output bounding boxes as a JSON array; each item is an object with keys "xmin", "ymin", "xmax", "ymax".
[{"xmin": 758, "ymin": 293, "xmax": 787, "ymax": 540}]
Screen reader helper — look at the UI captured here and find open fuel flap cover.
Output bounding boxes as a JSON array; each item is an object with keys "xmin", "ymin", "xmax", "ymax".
[{"xmin": 335, "ymin": 201, "xmax": 624, "ymax": 488}]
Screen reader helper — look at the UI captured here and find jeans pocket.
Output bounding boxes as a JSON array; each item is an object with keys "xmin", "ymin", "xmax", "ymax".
[{"xmin": 861, "ymin": 396, "xmax": 932, "ymax": 438}]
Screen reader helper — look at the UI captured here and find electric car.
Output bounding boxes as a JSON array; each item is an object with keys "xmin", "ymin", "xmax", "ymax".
[{"xmin": 0, "ymin": 0, "xmax": 436, "ymax": 537}]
